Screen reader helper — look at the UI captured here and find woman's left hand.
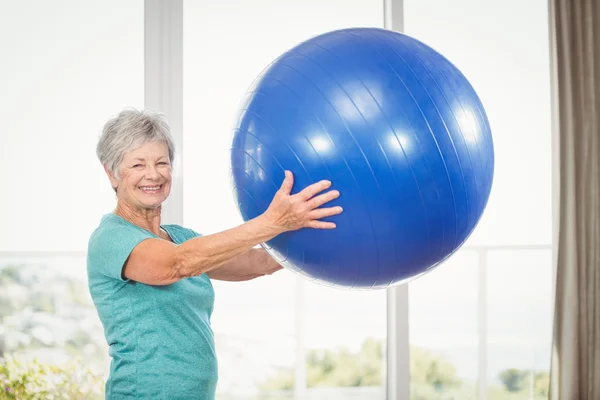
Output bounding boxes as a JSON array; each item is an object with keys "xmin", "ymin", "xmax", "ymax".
[{"xmin": 256, "ymin": 248, "xmax": 284, "ymax": 276}]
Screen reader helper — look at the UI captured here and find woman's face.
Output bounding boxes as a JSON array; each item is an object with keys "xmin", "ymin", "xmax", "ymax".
[{"xmin": 110, "ymin": 141, "xmax": 172, "ymax": 210}]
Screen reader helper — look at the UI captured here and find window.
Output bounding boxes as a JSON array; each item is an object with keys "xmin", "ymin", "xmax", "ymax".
[
  {"xmin": 403, "ymin": 0, "xmax": 552, "ymax": 247},
  {"xmin": 1, "ymin": 2, "xmax": 554, "ymax": 399},
  {"xmin": 183, "ymin": 1, "xmax": 386, "ymax": 398},
  {"xmin": 0, "ymin": 0, "xmax": 144, "ymax": 252},
  {"xmin": 0, "ymin": 1, "xmax": 144, "ymax": 398},
  {"xmin": 487, "ymin": 249, "xmax": 553, "ymax": 399},
  {"xmin": 409, "ymin": 251, "xmax": 479, "ymax": 399},
  {"xmin": 404, "ymin": 0, "xmax": 553, "ymax": 399},
  {"xmin": 0, "ymin": 254, "xmax": 107, "ymax": 398}
]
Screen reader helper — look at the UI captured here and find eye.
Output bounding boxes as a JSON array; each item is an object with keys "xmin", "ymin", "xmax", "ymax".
[
  {"xmin": 133, "ymin": 164, "xmax": 143, "ymax": 168},
  {"xmin": 158, "ymin": 162, "xmax": 170, "ymax": 166}
]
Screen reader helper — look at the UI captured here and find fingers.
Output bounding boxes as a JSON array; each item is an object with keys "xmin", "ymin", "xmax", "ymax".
[
  {"xmin": 308, "ymin": 206, "xmax": 343, "ymax": 220},
  {"xmin": 270, "ymin": 172, "xmax": 343, "ymax": 231},
  {"xmin": 278, "ymin": 170, "xmax": 294, "ymax": 195},
  {"xmin": 305, "ymin": 206, "xmax": 343, "ymax": 230},
  {"xmin": 297, "ymin": 179, "xmax": 332, "ymax": 201},
  {"xmin": 308, "ymin": 190, "xmax": 340, "ymax": 209},
  {"xmin": 307, "ymin": 220, "xmax": 337, "ymax": 229}
]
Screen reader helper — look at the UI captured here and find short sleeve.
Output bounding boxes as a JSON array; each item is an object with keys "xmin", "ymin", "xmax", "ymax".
[{"xmin": 87, "ymin": 222, "xmax": 154, "ymax": 282}]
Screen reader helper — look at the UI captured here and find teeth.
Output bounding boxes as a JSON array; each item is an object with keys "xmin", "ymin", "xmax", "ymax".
[{"xmin": 140, "ymin": 186, "xmax": 160, "ymax": 190}]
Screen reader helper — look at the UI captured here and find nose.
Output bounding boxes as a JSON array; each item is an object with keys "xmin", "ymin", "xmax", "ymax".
[{"xmin": 146, "ymin": 165, "xmax": 161, "ymax": 180}]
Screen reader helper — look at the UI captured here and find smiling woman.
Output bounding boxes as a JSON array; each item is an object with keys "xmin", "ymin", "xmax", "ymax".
[
  {"xmin": 110, "ymin": 142, "xmax": 173, "ymax": 210},
  {"xmin": 98, "ymin": 110, "xmax": 174, "ymax": 208},
  {"xmin": 87, "ymin": 108, "xmax": 344, "ymax": 399}
]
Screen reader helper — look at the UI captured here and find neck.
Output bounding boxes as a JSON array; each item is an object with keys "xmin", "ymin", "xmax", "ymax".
[{"xmin": 115, "ymin": 201, "xmax": 162, "ymax": 235}]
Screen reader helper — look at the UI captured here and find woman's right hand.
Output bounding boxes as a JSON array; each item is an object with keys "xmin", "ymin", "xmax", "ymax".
[{"xmin": 262, "ymin": 170, "xmax": 343, "ymax": 233}]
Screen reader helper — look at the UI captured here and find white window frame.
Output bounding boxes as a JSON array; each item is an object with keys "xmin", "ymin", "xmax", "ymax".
[
  {"xmin": 383, "ymin": 1, "xmax": 411, "ymax": 399},
  {"xmin": 145, "ymin": 0, "xmax": 184, "ymax": 226}
]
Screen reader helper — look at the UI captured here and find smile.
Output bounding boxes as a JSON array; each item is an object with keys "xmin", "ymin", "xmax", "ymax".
[{"xmin": 139, "ymin": 185, "xmax": 163, "ymax": 193}]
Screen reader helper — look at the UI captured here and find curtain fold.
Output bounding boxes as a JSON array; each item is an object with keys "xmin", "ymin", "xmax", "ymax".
[{"xmin": 550, "ymin": 0, "xmax": 600, "ymax": 399}]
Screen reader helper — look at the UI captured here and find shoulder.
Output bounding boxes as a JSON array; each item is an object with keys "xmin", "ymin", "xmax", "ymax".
[
  {"xmin": 87, "ymin": 214, "xmax": 157, "ymax": 281},
  {"xmin": 87, "ymin": 213, "xmax": 153, "ymax": 253},
  {"xmin": 89, "ymin": 213, "xmax": 136, "ymax": 240}
]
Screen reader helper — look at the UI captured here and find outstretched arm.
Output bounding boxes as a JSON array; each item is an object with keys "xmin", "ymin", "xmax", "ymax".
[
  {"xmin": 121, "ymin": 172, "xmax": 341, "ymax": 285},
  {"xmin": 206, "ymin": 247, "xmax": 283, "ymax": 281}
]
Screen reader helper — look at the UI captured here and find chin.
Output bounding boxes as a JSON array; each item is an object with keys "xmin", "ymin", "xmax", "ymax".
[
  {"xmin": 136, "ymin": 196, "xmax": 168, "ymax": 210},
  {"xmin": 146, "ymin": 198, "xmax": 168, "ymax": 208}
]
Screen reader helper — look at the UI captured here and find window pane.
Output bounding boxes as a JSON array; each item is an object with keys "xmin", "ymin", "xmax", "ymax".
[
  {"xmin": 182, "ymin": 0, "xmax": 384, "ymax": 235},
  {"xmin": 0, "ymin": 0, "xmax": 144, "ymax": 252},
  {"xmin": 487, "ymin": 249, "xmax": 552, "ymax": 400},
  {"xmin": 1, "ymin": 2, "xmax": 143, "ymax": 399},
  {"xmin": 403, "ymin": 1, "xmax": 553, "ymax": 398},
  {"xmin": 409, "ymin": 250, "xmax": 479, "ymax": 399},
  {"xmin": 0, "ymin": 255, "xmax": 109, "ymax": 399},
  {"xmin": 303, "ymin": 281, "xmax": 386, "ymax": 398},
  {"xmin": 183, "ymin": 1, "xmax": 384, "ymax": 398},
  {"xmin": 403, "ymin": 0, "xmax": 552, "ymax": 247},
  {"xmin": 210, "ymin": 273, "xmax": 297, "ymax": 399}
]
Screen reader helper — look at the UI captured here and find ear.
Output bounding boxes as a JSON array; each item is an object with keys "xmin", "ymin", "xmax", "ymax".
[{"xmin": 104, "ymin": 165, "xmax": 119, "ymax": 192}]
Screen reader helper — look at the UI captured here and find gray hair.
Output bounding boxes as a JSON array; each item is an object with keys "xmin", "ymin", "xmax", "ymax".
[{"xmin": 96, "ymin": 108, "xmax": 175, "ymax": 180}]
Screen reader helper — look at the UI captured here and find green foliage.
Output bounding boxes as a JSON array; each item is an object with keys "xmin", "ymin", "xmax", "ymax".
[
  {"xmin": 306, "ymin": 338, "xmax": 382, "ymax": 387},
  {"xmin": 259, "ymin": 339, "xmax": 550, "ymax": 400},
  {"xmin": 0, "ymin": 266, "xmax": 21, "ymax": 285},
  {"xmin": 0, "ymin": 354, "xmax": 104, "ymax": 400},
  {"xmin": 260, "ymin": 338, "xmax": 382, "ymax": 391},
  {"xmin": 260, "ymin": 368, "xmax": 294, "ymax": 391},
  {"xmin": 409, "ymin": 346, "xmax": 475, "ymax": 400},
  {"xmin": 410, "ymin": 346, "xmax": 461, "ymax": 390},
  {"xmin": 0, "ymin": 263, "xmax": 107, "ymax": 367},
  {"xmin": 493, "ymin": 368, "xmax": 549, "ymax": 399},
  {"xmin": 534, "ymin": 371, "xmax": 549, "ymax": 397},
  {"xmin": 260, "ymin": 339, "xmax": 469, "ymax": 395},
  {"xmin": 0, "ymin": 264, "xmax": 108, "ymax": 399},
  {"xmin": 499, "ymin": 368, "xmax": 528, "ymax": 392},
  {"xmin": 0, "ymin": 263, "xmax": 552, "ymax": 400}
]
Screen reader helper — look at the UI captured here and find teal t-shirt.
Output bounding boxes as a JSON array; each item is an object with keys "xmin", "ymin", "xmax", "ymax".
[{"xmin": 87, "ymin": 213, "xmax": 218, "ymax": 400}]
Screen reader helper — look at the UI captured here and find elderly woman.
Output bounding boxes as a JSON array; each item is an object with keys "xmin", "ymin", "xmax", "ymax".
[{"xmin": 87, "ymin": 108, "xmax": 342, "ymax": 400}]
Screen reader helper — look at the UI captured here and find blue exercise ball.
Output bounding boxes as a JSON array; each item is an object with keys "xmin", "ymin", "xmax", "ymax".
[{"xmin": 230, "ymin": 28, "xmax": 494, "ymax": 289}]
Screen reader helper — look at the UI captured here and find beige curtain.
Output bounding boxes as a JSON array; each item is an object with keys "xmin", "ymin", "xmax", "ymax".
[{"xmin": 549, "ymin": 0, "xmax": 600, "ymax": 399}]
